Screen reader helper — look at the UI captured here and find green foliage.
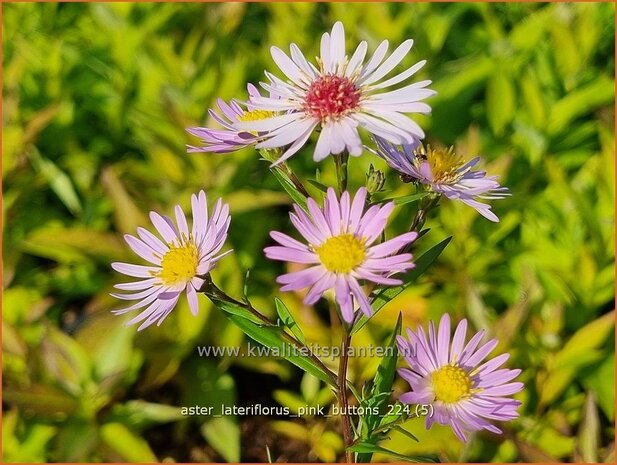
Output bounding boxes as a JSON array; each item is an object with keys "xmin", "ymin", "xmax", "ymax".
[{"xmin": 3, "ymin": 2, "xmax": 614, "ymax": 463}]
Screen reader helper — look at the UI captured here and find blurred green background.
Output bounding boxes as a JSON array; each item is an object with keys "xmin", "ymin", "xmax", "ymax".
[{"xmin": 2, "ymin": 2, "xmax": 615, "ymax": 462}]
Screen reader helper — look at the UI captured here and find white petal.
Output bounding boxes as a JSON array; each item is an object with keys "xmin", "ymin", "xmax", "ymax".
[
  {"xmin": 234, "ymin": 112, "xmax": 303, "ymax": 132},
  {"xmin": 329, "ymin": 21, "xmax": 346, "ymax": 72},
  {"xmin": 313, "ymin": 123, "xmax": 335, "ymax": 161},
  {"xmin": 345, "ymin": 41, "xmax": 368, "ymax": 77},
  {"xmin": 360, "ymin": 39, "xmax": 414, "ymax": 86},
  {"xmin": 359, "ymin": 40, "xmax": 389, "ymax": 80},
  {"xmin": 271, "ymin": 46, "xmax": 308, "ymax": 88},
  {"xmin": 257, "ymin": 118, "xmax": 317, "ymax": 150},
  {"xmin": 368, "ymin": 60, "xmax": 426, "ymax": 91}
]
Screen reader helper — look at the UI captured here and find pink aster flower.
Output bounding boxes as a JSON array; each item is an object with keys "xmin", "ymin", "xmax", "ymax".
[
  {"xmin": 397, "ymin": 314, "xmax": 523, "ymax": 442},
  {"xmin": 235, "ymin": 21, "xmax": 435, "ymax": 165},
  {"xmin": 111, "ymin": 191, "xmax": 231, "ymax": 330},
  {"xmin": 264, "ymin": 187, "xmax": 417, "ymax": 323},
  {"xmin": 374, "ymin": 136, "xmax": 510, "ymax": 222},
  {"xmin": 186, "ymin": 84, "xmax": 277, "ymax": 154}
]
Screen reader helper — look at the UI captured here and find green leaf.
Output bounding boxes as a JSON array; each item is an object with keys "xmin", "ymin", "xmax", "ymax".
[
  {"xmin": 348, "ymin": 441, "xmax": 437, "ymax": 463},
  {"xmin": 270, "ymin": 166, "xmax": 308, "ymax": 211},
  {"xmin": 353, "ymin": 236, "xmax": 452, "ymax": 334},
  {"xmin": 307, "ymin": 179, "xmax": 329, "ymax": 193},
  {"xmin": 27, "ymin": 148, "xmax": 82, "ymax": 215},
  {"xmin": 357, "ymin": 314, "xmax": 402, "ymax": 463},
  {"xmin": 100, "ymin": 422, "xmax": 157, "ymax": 462},
  {"xmin": 273, "ymin": 390, "xmax": 307, "ymax": 414},
  {"xmin": 108, "ymin": 401, "xmax": 185, "ymax": 429},
  {"xmin": 486, "ymin": 69, "xmax": 516, "ymax": 136},
  {"xmin": 378, "ymin": 192, "xmax": 429, "ymax": 206},
  {"xmin": 275, "ymin": 297, "xmax": 305, "ymax": 343},
  {"xmin": 540, "ymin": 311, "xmax": 614, "ymax": 406},
  {"xmin": 209, "ymin": 296, "xmax": 264, "ymax": 325},
  {"xmin": 547, "ymin": 75, "xmax": 615, "ymax": 135},
  {"xmin": 578, "ymin": 393, "xmax": 600, "ymax": 462},
  {"xmin": 202, "ymin": 417, "xmax": 240, "ymax": 463},
  {"xmin": 215, "ymin": 298, "xmax": 336, "ymax": 387},
  {"xmin": 229, "ymin": 313, "xmax": 334, "ymax": 386}
]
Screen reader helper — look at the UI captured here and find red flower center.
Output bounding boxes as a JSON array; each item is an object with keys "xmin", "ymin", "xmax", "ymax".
[{"xmin": 303, "ymin": 74, "xmax": 361, "ymax": 120}]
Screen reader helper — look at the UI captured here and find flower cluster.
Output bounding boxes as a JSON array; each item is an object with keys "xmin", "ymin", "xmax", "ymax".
[{"xmin": 111, "ymin": 20, "xmax": 521, "ymax": 449}]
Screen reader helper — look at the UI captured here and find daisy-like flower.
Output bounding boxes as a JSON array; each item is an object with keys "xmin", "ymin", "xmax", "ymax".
[
  {"xmin": 374, "ymin": 137, "xmax": 510, "ymax": 222},
  {"xmin": 264, "ymin": 187, "xmax": 417, "ymax": 323},
  {"xmin": 397, "ymin": 314, "xmax": 523, "ymax": 442},
  {"xmin": 234, "ymin": 21, "xmax": 435, "ymax": 165},
  {"xmin": 186, "ymin": 84, "xmax": 278, "ymax": 154},
  {"xmin": 111, "ymin": 191, "xmax": 231, "ymax": 330}
]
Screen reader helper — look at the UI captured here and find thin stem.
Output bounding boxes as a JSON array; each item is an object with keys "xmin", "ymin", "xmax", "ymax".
[
  {"xmin": 334, "ymin": 152, "xmax": 349, "ymax": 194},
  {"xmin": 259, "ymin": 148, "xmax": 310, "ymax": 198},
  {"xmin": 200, "ymin": 280, "xmax": 339, "ymax": 386},
  {"xmin": 403, "ymin": 195, "xmax": 439, "ymax": 253},
  {"xmin": 338, "ymin": 327, "xmax": 354, "ymax": 463},
  {"xmin": 276, "ymin": 161, "xmax": 311, "ymax": 198}
]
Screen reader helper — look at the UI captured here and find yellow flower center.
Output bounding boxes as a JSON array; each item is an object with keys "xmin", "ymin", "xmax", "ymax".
[
  {"xmin": 156, "ymin": 242, "xmax": 199, "ymax": 285},
  {"xmin": 416, "ymin": 145, "xmax": 466, "ymax": 184},
  {"xmin": 314, "ymin": 234, "xmax": 366, "ymax": 274},
  {"xmin": 237, "ymin": 110, "xmax": 276, "ymax": 135},
  {"xmin": 237, "ymin": 109, "xmax": 276, "ymax": 122},
  {"xmin": 431, "ymin": 365, "xmax": 473, "ymax": 403}
]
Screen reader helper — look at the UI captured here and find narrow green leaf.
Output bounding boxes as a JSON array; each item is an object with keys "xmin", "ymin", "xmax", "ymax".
[
  {"xmin": 381, "ymin": 192, "xmax": 429, "ymax": 205},
  {"xmin": 353, "ymin": 236, "xmax": 452, "ymax": 334},
  {"xmin": 100, "ymin": 422, "xmax": 157, "ymax": 462},
  {"xmin": 307, "ymin": 179, "xmax": 329, "ymax": 193},
  {"xmin": 202, "ymin": 417, "xmax": 240, "ymax": 463},
  {"xmin": 270, "ymin": 167, "xmax": 308, "ymax": 211},
  {"xmin": 28, "ymin": 148, "xmax": 82, "ymax": 216},
  {"xmin": 348, "ymin": 442, "xmax": 437, "ymax": 463},
  {"xmin": 486, "ymin": 69, "xmax": 516, "ymax": 136},
  {"xmin": 228, "ymin": 314, "xmax": 333, "ymax": 386},
  {"xmin": 390, "ymin": 425, "xmax": 419, "ymax": 443},
  {"xmin": 275, "ymin": 297, "xmax": 305, "ymax": 343},
  {"xmin": 209, "ymin": 296, "xmax": 264, "ymax": 325},
  {"xmin": 357, "ymin": 314, "xmax": 402, "ymax": 463}
]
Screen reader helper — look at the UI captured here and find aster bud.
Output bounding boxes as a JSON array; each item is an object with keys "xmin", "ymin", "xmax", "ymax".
[{"xmin": 365, "ymin": 164, "xmax": 386, "ymax": 194}]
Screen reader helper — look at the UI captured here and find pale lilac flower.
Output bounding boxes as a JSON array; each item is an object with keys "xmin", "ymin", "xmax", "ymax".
[
  {"xmin": 397, "ymin": 314, "xmax": 523, "ymax": 442},
  {"xmin": 235, "ymin": 21, "xmax": 435, "ymax": 165},
  {"xmin": 186, "ymin": 84, "xmax": 277, "ymax": 153},
  {"xmin": 374, "ymin": 137, "xmax": 510, "ymax": 222},
  {"xmin": 264, "ymin": 187, "xmax": 417, "ymax": 323},
  {"xmin": 111, "ymin": 191, "xmax": 231, "ymax": 330}
]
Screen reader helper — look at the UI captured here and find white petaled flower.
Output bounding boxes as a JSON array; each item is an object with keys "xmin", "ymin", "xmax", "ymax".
[
  {"xmin": 234, "ymin": 21, "xmax": 435, "ymax": 165},
  {"xmin": 111, "ymin": 191, "xmax": 231, "ymax": 330}
]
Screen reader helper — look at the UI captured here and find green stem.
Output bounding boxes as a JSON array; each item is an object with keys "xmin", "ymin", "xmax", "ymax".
[
  {"xmin": 334, "ymin": 152, "xmax": 350, "ymax": 194},
  {"xmin": 409, "ymin": 194, "xmax": 439, "ymax": 232},
  {"xmin": 200, "ymin": 280, "xmax": 339, "ymax": 386},
  {"xmin": 276, "ymin": 161, "xmax": 310, "ymax": 198},
  {"xmin": 338, "ymin": 327, "xmax": 354, "ymax": 463}
]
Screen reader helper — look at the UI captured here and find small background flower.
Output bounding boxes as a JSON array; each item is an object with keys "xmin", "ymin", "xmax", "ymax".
[
  {"xmin": 265, "ymin": 187, "xmax": 417, "ymax": 323},
  {"xmin": 397, "ymin": 314, "xmax": 523, "ymax": 442},
  {"xmin": 111, "ymin": 191, "xmax": 231, "ymax": 330},
  {"xmin": 374, "ymin": 136, "xmax": 510, "ymax": 221},
  {"xmin": 187, "ymin": 83, "xmax": 277, "ymax": 154}
]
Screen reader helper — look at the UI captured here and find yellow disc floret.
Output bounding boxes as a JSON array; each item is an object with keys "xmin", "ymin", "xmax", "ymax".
[
  {"xmin": 431, "ymin": 365, "xmax": 473, "ymax": 403},
  {"xmin": 156, "ymin": 242, "xmax": 199, "ymax": 285},
  {"xmin": 237, "ymin": 110, "xmax": 276, "ymax": 136},
  {"xmin": 237, "ymin": 110, "xmax": 276, "ymax": 122},
  {"xmin": 314, "ymin": 234, "xmax": 366, "ymax": 274},
  {"xmin": 416, "ymin": 145, "xmax": 466, "ymax": 184}
]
